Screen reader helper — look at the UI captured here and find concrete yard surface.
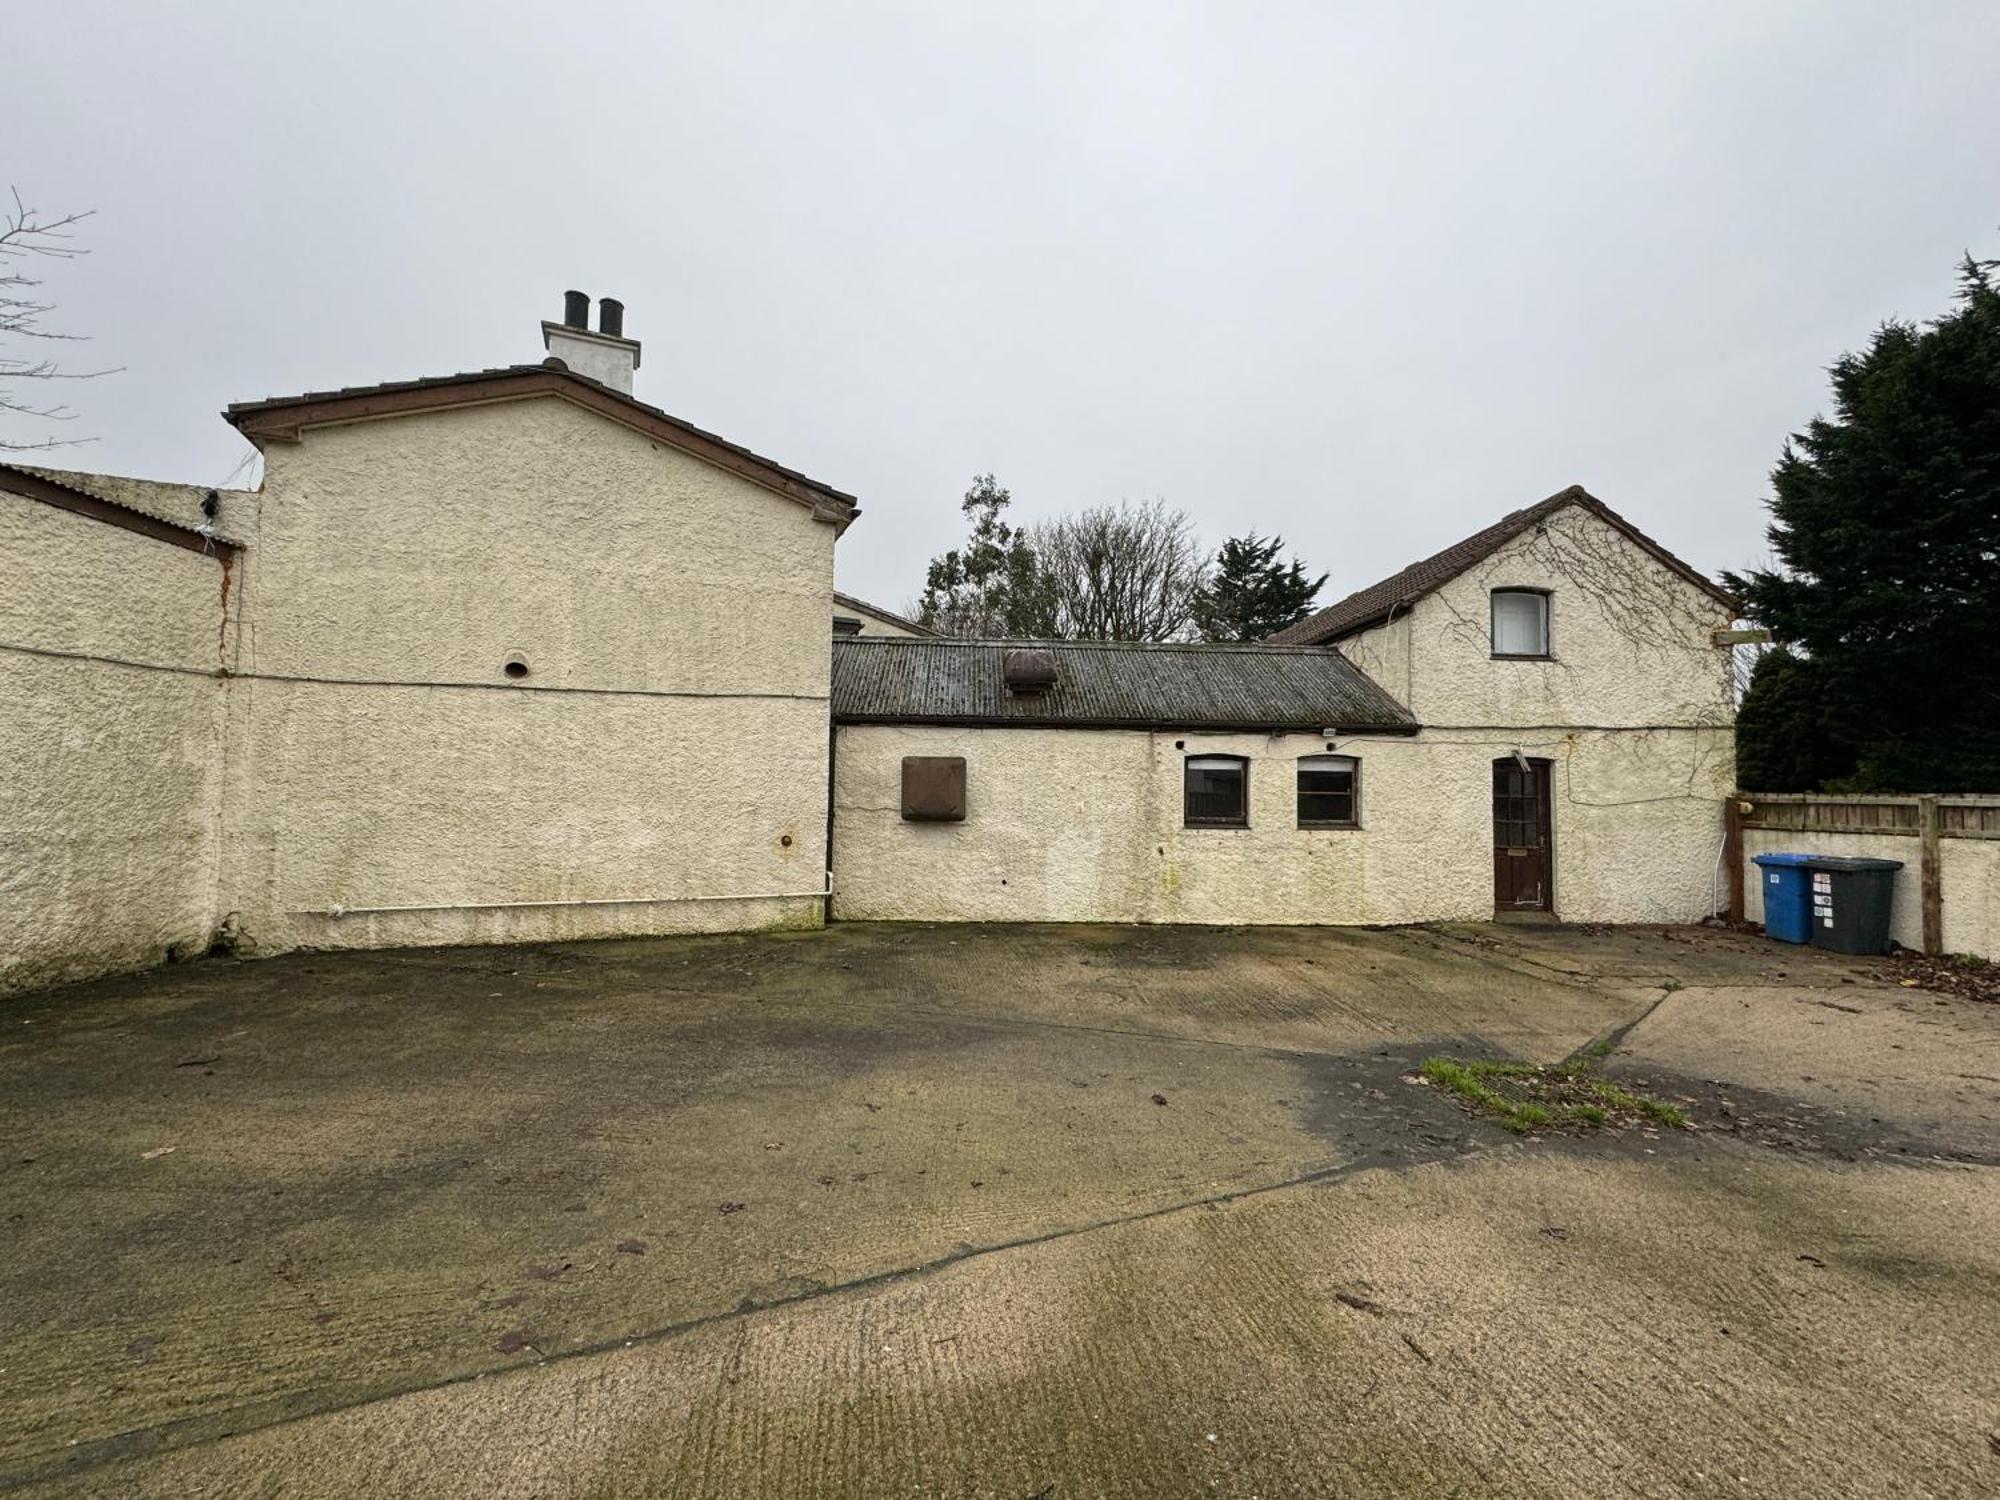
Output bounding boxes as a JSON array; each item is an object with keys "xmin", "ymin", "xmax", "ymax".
[{"xmin": 1, "ymin": 922, "xmax": 1996, "ymax": 1497}]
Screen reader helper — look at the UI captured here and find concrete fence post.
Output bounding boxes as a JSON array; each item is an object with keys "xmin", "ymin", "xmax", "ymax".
[{"xmin": 1919, "ymin": 795, "xmax": 1943, "ymax": 956}]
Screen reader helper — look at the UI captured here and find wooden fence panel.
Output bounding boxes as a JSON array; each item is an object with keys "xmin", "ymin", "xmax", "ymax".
[
  {"xmin": 1940, "ymin": 798, "xmax": 2000, "ymax": 839},
  {"xmin": 1736, "ymin": 793, "xmax": 1921, "ymax": 837}
]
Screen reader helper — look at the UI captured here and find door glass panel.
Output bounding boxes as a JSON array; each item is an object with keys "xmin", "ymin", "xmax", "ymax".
[{"xmin": 1492, "ymin": 765, "xmax": 1539, "ymax": 847}]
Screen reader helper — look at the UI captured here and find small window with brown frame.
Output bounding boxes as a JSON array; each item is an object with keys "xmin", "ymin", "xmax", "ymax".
[
  {"xmin": 1297, "ymin": 754, "xmax": 1360, "ymax": 828},
  {"xmin": 1184, "ymin": 754, "xmax": 1248, "ymax": 828}
]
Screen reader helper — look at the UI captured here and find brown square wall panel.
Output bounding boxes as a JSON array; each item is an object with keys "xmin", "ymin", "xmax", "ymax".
[{"xmin": 901, "ymin": 756, "xmax": 967, "ymax": 821}]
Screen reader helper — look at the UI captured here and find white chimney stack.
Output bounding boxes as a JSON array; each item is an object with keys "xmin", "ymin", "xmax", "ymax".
[{"xmin": 541, "ymin": 290, "xmax": 641, "ymax": 395}]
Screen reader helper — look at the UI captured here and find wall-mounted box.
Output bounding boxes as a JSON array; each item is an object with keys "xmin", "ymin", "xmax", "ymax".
[{"xmin": 901, "ymin": 756, "xmax": 966, "ymax": 821}]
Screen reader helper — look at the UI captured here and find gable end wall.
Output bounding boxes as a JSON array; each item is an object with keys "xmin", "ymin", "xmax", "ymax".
[
  {"xmin": 1339, "ymin": 504, "xmax": 1734, "ymax": 729},
  {"xmin": 218, "ymin": 396, "xmax": 837, "ymax": 953}
]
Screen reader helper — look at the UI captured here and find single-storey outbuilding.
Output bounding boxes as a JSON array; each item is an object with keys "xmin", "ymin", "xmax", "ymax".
[{"xmin": 830, "ymin": 490, "xmax": 1739, "ymax": 927}]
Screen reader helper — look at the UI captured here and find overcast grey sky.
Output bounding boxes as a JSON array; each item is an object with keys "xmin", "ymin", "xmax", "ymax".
[{"xmin": 12, "ymin": 1, "xmax": 1998, "ymax": 611}]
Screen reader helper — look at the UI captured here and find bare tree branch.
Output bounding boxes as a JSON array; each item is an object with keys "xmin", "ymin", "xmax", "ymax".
[
  {"xmin": 1031, "ymin": 500, "xmax": 1210, "ymax": 641},
  {"xmin": 1, "ymin": 187, "xmax": 117, "ymax": 451}
]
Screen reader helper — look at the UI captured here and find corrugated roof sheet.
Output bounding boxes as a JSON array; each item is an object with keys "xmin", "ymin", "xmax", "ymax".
[
  {"xmin": 1, "ymin": 462, "xmax": 252, "ymax": 539},
  {"xmin": 832, "ymin": 637, "xmax": 1416, "ymax": 730},
  {"xmin": 1267, "ymin": 486, "xmax": 1738, "ymax": 645}
]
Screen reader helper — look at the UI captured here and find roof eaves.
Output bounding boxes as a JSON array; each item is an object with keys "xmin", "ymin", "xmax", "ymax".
[
  {"xmin": 832, "ymin": 591, "xmax": 934, "ymax": 636},
  {"xmin": 224, "ymin": 364, "xmax": 860, "ymax": 528},
  {"xmin": 832, "ymin": 711, "xmax": 1421, "ymax": 734}
]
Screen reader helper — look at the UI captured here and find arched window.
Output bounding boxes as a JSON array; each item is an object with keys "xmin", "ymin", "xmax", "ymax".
[
  {"xmin": 1297, "ymin": 754, "xmax": 1360, "ymax": 828},
  {"xmin": 1491, "ymin": 588, "xmax": 1551, "ymax": 657},
  {"xmin": 1184, "ymin": 755, "xmax": 1249, "ymax": 827}
]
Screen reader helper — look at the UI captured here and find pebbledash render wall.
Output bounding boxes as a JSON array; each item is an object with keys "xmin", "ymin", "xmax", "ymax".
[
  {"xmin": 1939, "ymin": 839, "xmax": 1999, "ymax": 958},
  {"xmin": 215, "ymin": 396, "xmax": 837, "ymax": 955},
  {"xmin": 832, "ymin": 500, "xmax": 1738, "ymax": 929},
  {"xmin": 830, "ymin": 722, "xmax": 1733, "ymax": 926},
  {"xmin": 1332, "ymin": 501, "xmax": 1736, "ymax": 730},
  {"xmin": 0, "ymin": 494, "xmax": 233, "ymax": 993},
  {"xmin": 1338, "ymin": 499, "xmax": 1736, "ymax": 924},
  {"xmin": 834, "ymin": 727, "xmax": 1473, "ymax": 926},
  {"xmin": 7, "ymin": 428, "xmax": 1743, "ymax": 991}
]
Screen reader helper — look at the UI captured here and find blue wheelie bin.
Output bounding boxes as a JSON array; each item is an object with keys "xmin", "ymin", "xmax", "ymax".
[{"xmin": 1751, "ymin": 852, "xmax": 1816, "ymax": 944}]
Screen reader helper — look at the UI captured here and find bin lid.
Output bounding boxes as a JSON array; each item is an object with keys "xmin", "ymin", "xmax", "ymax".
[
  {"xmin": 1800, "ymin": 855, "xmax": 1903, "ymax": 873},
  {"xmin": 1751, "ymin": 852, "xmax": 1818, "ymax": 868}
]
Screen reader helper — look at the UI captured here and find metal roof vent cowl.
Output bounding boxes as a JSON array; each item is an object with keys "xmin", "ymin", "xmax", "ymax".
[
  {"xmin": 541, "ymin": 290, "xmax": 642, "ymax": 394},
  {"xmin": 1002, "ymin": 647, "xmax": 1058, "ymax": 696}
]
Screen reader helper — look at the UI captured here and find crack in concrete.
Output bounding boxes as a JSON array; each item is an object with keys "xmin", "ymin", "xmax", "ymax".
[
  {"xmin": 1560, "ymin": 984, "xmax": 1683, "ymax": 1070},
  {"xmin": 0, "ymin": 1136, "xmax": 1502, "ymax": 1492},
  {"xmin": 889, "ymin": 1001, "xmax": 1398, "ymax": 1059},
  {"xmin": 5, "ymin": 931, "xmax": 1908, "ymax": 1492}
]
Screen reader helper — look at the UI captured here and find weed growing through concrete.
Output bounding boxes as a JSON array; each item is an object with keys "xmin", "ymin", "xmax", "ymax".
[
  {"xmin": 1587, "ymin": 1080, "xmax": 1690, "ymax": 1129},
  {"xmin": 1419, "ymin": 1056, "xmax": 1689, "ymax": 1135}
]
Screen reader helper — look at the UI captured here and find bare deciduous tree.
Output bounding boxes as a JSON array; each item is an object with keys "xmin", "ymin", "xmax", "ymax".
[
  {"xmin": 1031, "ymin": 500, "xmax": 1209, "ymax": 641},
  {"xmin": 2, "ymin": 188, "xmax": 115, "ymax": 451}
]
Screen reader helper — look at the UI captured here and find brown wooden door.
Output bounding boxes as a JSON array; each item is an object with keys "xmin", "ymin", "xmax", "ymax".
[{"xmin": 1492, "ymin": 758, "xmax": 1553, "ymax": 911}]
